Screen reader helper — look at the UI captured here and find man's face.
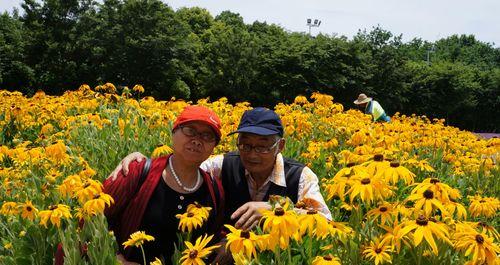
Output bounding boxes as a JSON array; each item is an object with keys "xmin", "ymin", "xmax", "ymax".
[
  {"xmin": 356, "ymin": 103, "xmax": 367, "ymax": 109},
  {"xmin": 237, "ymin": 133, "xmax": 284, "ymax": 178}
]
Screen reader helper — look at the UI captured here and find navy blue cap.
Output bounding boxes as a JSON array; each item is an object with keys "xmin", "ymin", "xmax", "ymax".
[{"xmin": 229, "ymin": 107, "xmax": 284, "ymax": 137}]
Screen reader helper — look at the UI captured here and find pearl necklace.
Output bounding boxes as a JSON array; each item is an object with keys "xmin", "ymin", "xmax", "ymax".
[{"xmin": 168, "ymin": 156, "xmax": 201, "ymax": 192}]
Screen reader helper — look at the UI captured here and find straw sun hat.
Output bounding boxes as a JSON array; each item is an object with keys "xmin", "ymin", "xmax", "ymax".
[{"xmin": 353, "ymin": 93, "xmax": 372, "ymax": 105}]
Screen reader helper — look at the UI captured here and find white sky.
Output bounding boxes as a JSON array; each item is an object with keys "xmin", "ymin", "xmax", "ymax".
[{"xmin": 2, "ymin": 0, "xmax": 499, "ymax": 46}]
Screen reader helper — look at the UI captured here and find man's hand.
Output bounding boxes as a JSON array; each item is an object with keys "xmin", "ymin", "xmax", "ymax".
[
  {"xmin": 117, "ymin": 254, "xmax": 140, "ymax": 265},
  {"xmin": 107, "ymin": 152, "xmax": 147, "ymax": 181},
  {"xmin": 231, "ymin": 201, "xmax": 271, "ymax": 230}
]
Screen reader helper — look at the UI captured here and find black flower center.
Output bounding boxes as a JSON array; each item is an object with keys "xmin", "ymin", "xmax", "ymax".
[
  {"xmin": 274, "ymin": 207, "xmax": 285, "ymax": 216},
  {"xmin": 374, "ymin": 154, "xmax": 384, "ymax": 161},
  {"xmin": 187, "ymin": 212, "xmax": 194, "ymax": 217},
  {"xmin": 323, "ymin": 255, "xmax": 332, "ymax": 261},
  {"xmin": 240, "ymin": 230, "xmax": 250, "ymax": 239},
  {"xmin": 375, "ymin": 248, "xmax": 382, "ymax": 254},
  {"xmin": 361, "ymin": 178, "xmax": 371, "ymax": 185},
  {"xmin": 416, "ymin": 215, "xmax": 428, "ymax": 226},
  {"xmin": 189, "ymin": 250, "xmax": 198, "ymax": 259},
  {"xmin": 390, "ymin": 161, "xmax": 400, "ymax": 167},
  {"xmin": 307, "ymin": 210, "xmax": 318, "ymax": 215},
  {"xmin": 346, "ymin": 162, "xmax": 356, "ymax": 168},
  {"xmin": 475, "ymin": 234, "xmax": 484, "ymax": 244},
  {"xmin": 423, "ymin": 189, "xmax": 434, "ymax": 199},
  {"xmin": 430, "ymin": 178, "xmax": 440, "ymax": 184},
  {"xmin": 379, "ymin": 206, "xmax": 388, "ymax": 212}
]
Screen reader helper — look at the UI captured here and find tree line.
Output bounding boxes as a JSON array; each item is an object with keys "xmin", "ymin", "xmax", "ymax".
[{"xmin": 1, "ymin": 0, "xmax": 499, "ymax": 131}]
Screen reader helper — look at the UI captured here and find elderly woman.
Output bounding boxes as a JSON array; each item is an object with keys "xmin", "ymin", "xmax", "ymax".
[{"xmin": 103, "ymin": 106, "xmax": 224, "ymax": 264}]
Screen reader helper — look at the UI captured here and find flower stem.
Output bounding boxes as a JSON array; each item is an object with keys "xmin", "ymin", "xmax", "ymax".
[{"xmin": 140, "ymin": 245, "xmax": 146, "ymax": 265}]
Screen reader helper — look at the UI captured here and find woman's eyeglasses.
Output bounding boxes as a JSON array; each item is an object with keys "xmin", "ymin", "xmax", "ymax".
[{"xmin": 179, "ymin": 125, "xmax": 216, "ymax": 142}]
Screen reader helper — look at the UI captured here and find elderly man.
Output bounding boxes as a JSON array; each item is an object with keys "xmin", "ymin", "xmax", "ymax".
[
  {"xmin": 354, "ymin": 93, "xmax": 391, "ymax": 122},
  {"xmin": 109, "ymin": 107, "xmax": 331, "ymax": 230}
]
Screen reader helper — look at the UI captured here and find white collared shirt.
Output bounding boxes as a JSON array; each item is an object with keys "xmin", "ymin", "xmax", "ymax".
[{"xmin": 201, "ymin": 153, "xmax": 332, "ymax": 220}]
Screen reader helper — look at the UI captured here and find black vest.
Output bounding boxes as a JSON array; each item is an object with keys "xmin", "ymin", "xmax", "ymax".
[{"xmin": 220, "ymin": 152, "xmax": 304, "ymax": 224}]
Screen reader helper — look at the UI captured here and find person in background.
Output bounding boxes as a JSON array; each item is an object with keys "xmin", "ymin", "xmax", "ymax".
[{"xmin": 354, "ymin": 93, "xmax": 391, "ymax": 122}]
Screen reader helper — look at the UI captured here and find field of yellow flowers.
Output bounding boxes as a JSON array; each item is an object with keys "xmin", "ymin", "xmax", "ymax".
[{"xmin": 0, "ymin": 84, "xmax": 499, "ymax": 265}]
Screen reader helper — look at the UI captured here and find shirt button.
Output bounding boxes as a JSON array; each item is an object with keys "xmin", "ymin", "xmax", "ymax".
[
  {"xmin": 179, "ymin": 196, "xmax": 184, "ymax": 200},
  {"xmin": 178, "ymin": 205, "xmax": 182, "ymax": 210}
]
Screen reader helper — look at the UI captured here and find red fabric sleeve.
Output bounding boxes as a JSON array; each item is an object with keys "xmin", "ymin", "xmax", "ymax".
[{"xmin": 103, "ymin": 160, "xmax": 146, "ymax": 223}]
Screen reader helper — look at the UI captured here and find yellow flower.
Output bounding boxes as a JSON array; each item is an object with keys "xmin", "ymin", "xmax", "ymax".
[
  {"xmin": 297, "ymin": 209, "xmax": 330, "ymax": 238},
  {"xmin": 468, "ymin": 195, "xmax": 500, "ymax": 218},
  {"xmin": 260, "ymin": 206, "xmax": 300, "ymax": 250},
  {"xmin": 224, "ymin": 224, "xmax": 257, "ymax": 259},
  {"xmin": 376, "ymin": 161, "xmax": 415, "ymax": 185},
  {"xmin": 186, "ymin": 202, "xmax": 212, "ymax": 221},
  {"xmin": 232, "ymin": 252, "xmax": 251, "ymax": 265},
  {"xmin": 39, "ymin": 204, "xmax": 72, "ymax": 228},
  {"xmin": 411, "ymin": 178, "xmax": 460, "ymax": 203},
  {"xmin": 82, "ymin": 192, "xmax": 114, "ymax": 216},
  {"xmin": 4, "ymin": 242, "xmax": 13, "ymax": 250},
  {"xmin": 324, "ymin": 164, "xmax": 368, "ymax": 201},
  {"xmin": 151, "ymin": 145, "xmax": 173, "ymax": 158},
  {"xmin": 366, "ymin": 203, "xmax": 397, "ymax": 225},
  {"xmin": 176, "ymin": 211, "xmax": 204, "ymax": 233},
  {"xmin": 346, "ymin": 175, "xmax": 393, "ymax": 204},
  {"xmin": 150, "ymin": 257, "xmax": 162, "ymax": 265},
  {"xmin": 0, "ymin": 201, "xmax": 19, "ymax": 215},
  {"xmin": 363, "ymin": 154, "xmax": 390, "ymax": 176},
  {"xmin": 102, "ymin": 82, "xmax": 116, "ymax": 93},
  {"xmin": 379, "ymin": 219, "xmax": 411, "ymax": 254},
  {"xmin": 19, "ymin": 200, "xmax": 38, "ymax": 221},
  {"xmin": 472, "ymin": 222, "xmax": 500, "ymax": 240},
  {"xmin": 454, "ymin": 231, "xmax": 499, "ymax": 265},
  {"xmin": 40, "ymin": 123, "xmax": 54, "ymax": 135},
  {"xmin": 45, "ymin": 168, "xmax": 61, "ymax": 184},
  {"xmin": 261, "ymin": 206, "xmax": 299, "ymax": 241},
  {"xmin": 133, "ymin": 84, "xmax": 145, "ymax": 93},
  {"xmin": 58, "ymin": 174, "xmax": 83, "ymax": 198},
  {"xmin": 444, "ymin": 199, "xmax": 467, "ymax": 220},
  {"xmin": 328, "ymin": 221, "xmax": 353, "ymax": 241},
  {"xmin": 45, "ymin": 140, "xmax": 68, "ymax": 162},
  {"xmin": 75, "ymin": 179, "xmax": 103, "ymax": 204},
  {"xmin": 398, "ymin": 215, "xmax": 452, "ymax": 255},
  {"xmin": 312, "ymin": 254, "xmax": 342, "ymax": 265},
  {"xmin": 403, "ymin": 158, "xmax": 435, "ymax": 172},
  {"xmin": 122, "ymin": 231, "xmax": 155, "ymax": 249},
  {"xmin": 180, "ymin": 234, "xmax": 219, "ymax": 265},
  {"xmin": 293, "ymin": 95, "xmax": 309, "ymax": 105},
  {"xmin": 362, "ymin": 239, "xmax": 392, "ymax": 265},
  {"xmin": 406, "ymin": 188, "xmax": 448, "ymax": 217}
]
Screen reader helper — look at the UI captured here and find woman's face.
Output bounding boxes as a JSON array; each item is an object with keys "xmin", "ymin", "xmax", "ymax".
[{"xmin": 172, "ymin": 121, "xmax": 217, "ymax": 165}]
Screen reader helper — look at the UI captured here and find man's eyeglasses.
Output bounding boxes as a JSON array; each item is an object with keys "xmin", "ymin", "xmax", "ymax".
[
  {"xmin": 179, "ymin": 125, "xmax": 217, "ymax": 142},
  {"xmin": 237, "ymin": 139, "xmax": 281, "ymax": 154}
]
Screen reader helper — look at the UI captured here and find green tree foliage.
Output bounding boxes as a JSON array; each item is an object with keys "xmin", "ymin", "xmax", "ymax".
[
  {"xmin": 0, "ymin": 12, "xmax": 34, "ymax": 93},
  {"xmin": 0, "ymin": 1, "xmax": 498, "ymax": 131}
]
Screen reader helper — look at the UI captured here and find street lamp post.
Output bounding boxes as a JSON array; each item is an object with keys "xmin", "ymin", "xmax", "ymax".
[
  {"xmin": 306, "ymin": 18, "xmax": 321, "ymax": 35},
  {"xmin": 426, "ymin": 44, "xmax": 435, "ymax": 65}
]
